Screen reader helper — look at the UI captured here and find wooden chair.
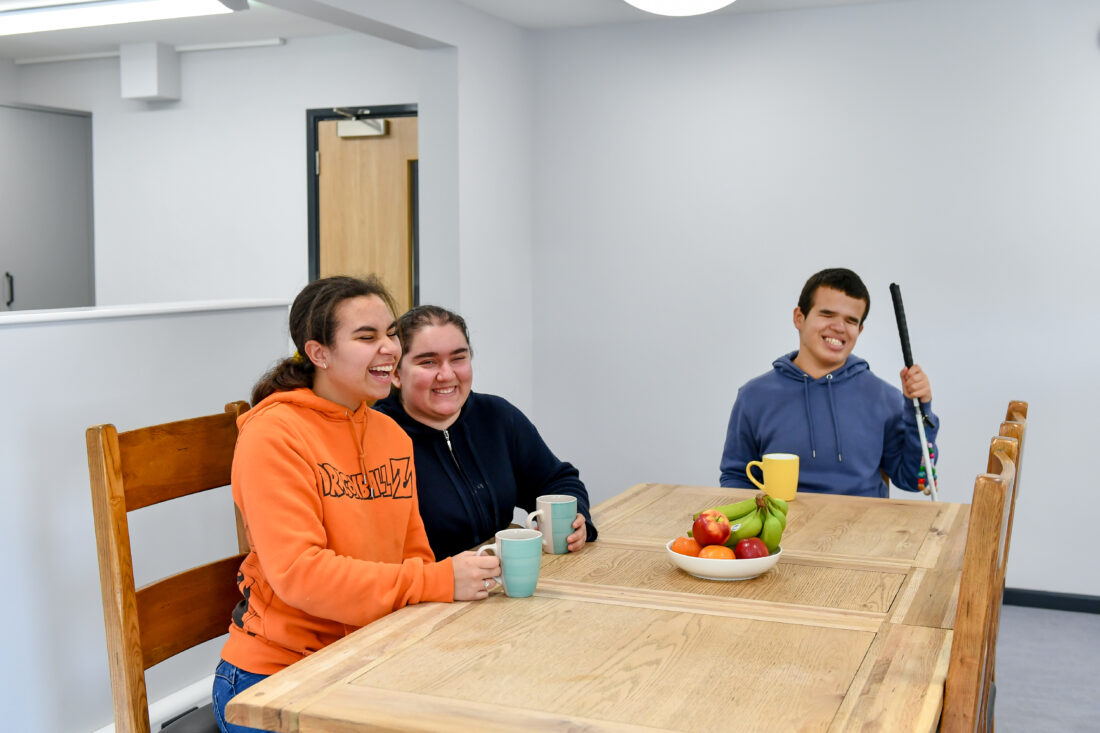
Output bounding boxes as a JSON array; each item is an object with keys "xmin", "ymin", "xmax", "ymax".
[
  {"xmin": 980, "ymin": 402, "xmax": 1027, "ymax": 731},
  {"xmin": 941, "ymin": 427, "xmax": 1020, "ymax": 732},
  {"xmin": 86, "ymin": 402, "xmax": 250, "ymax": 733}
]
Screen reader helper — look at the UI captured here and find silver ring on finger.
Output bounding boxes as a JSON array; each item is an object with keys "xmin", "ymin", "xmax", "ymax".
[{"xmin": 484, "ymin": 579, "xmax": 491, "ymax": 590}]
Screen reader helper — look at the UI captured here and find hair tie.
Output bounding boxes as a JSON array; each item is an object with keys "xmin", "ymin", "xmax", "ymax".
[{"xmin": 292, "ymin": 350, "xmax": 305, "ymax": 364}]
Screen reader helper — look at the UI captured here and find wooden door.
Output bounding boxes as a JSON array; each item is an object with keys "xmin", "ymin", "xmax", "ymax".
[{"xmin": 317, "ymin": 116, "xmax": 417, "ymax": 314}]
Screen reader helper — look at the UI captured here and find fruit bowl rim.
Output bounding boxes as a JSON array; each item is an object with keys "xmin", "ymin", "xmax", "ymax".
[{"xmin": 665, "ymin": 539, "xmax": 782, "ymax": 581}]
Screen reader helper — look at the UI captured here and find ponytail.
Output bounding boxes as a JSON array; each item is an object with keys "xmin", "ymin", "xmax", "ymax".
[{"xmin": 251, "ymin": 355, "xmax": 316, "ymax": 406}]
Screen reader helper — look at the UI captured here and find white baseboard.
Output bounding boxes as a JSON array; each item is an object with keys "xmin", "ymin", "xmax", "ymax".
[{"xmin": 92, "ymin": 675, "xmax": 214, "ymax": 733}]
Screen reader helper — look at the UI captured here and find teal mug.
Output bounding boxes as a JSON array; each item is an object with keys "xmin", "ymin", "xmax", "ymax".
[
  {"xmin": 475, "ymin": 528, "xmax": 543, "ymax": 598},
  {"xmin": 525, "ymin": 494, "xmax": 578, "ymax": 554}
]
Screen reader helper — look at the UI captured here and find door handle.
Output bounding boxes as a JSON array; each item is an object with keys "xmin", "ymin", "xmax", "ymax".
[{"xmin": 4, "ymin": 272, "xmax": 12, "ymax": 307}]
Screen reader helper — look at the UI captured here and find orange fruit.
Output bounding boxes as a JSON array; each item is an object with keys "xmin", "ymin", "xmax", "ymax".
[
  {"xmin": 670, "ymin": 536, "xmax": 702, "ymax": 557},
  {"xmin": 698, "ymin": 544, "xmax": 735, "ymax": 560}
]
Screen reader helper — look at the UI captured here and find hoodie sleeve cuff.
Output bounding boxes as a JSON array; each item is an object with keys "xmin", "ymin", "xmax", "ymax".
[
  {"xmin": 422, "ymin": 556, "xmax": 455, "ymax": 603},
  {"xmin": 919, "ymin": 400, "xmax": 938, "ymax": 430}
]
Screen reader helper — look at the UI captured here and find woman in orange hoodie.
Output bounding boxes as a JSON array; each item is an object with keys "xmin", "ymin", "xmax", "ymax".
[{"xmin": 212, "ymin": 276, "xmax": 500, "ymax": 733}]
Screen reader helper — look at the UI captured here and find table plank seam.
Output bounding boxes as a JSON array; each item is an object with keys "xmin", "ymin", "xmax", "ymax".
[{"xmin": 534, "ymin": 579, "xmax": 886, "ymax": 632}]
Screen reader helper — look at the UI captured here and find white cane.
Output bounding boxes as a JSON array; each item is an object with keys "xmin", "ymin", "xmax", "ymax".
[
  {"xmin": 890, "ymin": 283, "xmax": 938, "ymax": 501},
  {"xmin": 911, "ymin": 396, "xmax": 938, "ymax": 501}
]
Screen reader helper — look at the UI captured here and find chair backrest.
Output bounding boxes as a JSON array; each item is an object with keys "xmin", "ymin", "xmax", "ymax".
[
  {"xmin": 86, "ymin": 401, "xmax": 250, "ymax": 733},
  {"xmin": 941, "ymin": 426, "xmax": 1019, "ymax": 733},
  {"xmin": 996, "ymin": 401, "xmax": 1027, "ymax": 565}
]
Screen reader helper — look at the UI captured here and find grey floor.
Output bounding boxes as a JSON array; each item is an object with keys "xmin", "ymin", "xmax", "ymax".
[{"xmin": 994, "ymin": 605, "xmax": 1100, "ymax": 732}]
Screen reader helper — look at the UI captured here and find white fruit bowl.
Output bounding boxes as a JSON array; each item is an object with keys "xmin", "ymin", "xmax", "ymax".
[{"xmin": 666, "ymin": 539, "xmax": 782, "ymax": 581}]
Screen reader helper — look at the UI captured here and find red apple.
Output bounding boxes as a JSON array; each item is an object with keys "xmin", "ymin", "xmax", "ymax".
[
  {"xmin": 734, "ymin": 537, "xmax": 769, "ymax": 559},
  {"xmin": 692, "ymin": 510, "xmax": 731, "ymax": 547}
]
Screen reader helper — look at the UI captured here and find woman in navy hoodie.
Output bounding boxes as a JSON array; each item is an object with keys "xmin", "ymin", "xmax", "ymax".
[{"xmin": 374, "ymin": 305, "xmax": 597, "ymax": 559}]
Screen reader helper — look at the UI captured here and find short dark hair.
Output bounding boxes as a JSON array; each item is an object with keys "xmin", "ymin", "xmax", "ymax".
[
  {"xmin": 251, "ymin": 275, "xmax": 397, "ymax": 405},
  {"xmin": 797, "ymin": 268, "xmax": 870, "ymax": 324},
  {"xmin": 395, "ymin": 305, "xmax": 471, "ymax": 358}
]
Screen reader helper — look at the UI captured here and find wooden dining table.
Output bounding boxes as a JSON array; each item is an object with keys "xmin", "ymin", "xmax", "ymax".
[{"xmin": 227, "ymin": 483, "xmax": 970, "ymax": 732}]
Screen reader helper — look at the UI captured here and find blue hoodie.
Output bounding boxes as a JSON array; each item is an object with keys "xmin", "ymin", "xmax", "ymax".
[{"xmin": 719, "ymin": 352, "xmax": 939, "ymax": 498}]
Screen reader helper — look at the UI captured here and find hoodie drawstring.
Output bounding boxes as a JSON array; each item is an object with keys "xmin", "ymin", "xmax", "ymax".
[
  {"xmin": 802, "ymin": 376, "xmax": 817, "ymax": 459},
  {"xmin": 803, "ymin": 374, "xmax": 844, "ymax": 462},
  {"xmin": 346, "ymin": 412, "xmax": 370, "ymax": 494},
  {"xmin": 825, "ymin": 374, "xmax": 843, "ymax": 462}
]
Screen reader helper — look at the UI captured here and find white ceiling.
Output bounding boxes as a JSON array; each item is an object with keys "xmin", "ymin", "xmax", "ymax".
[
  {"xmin": 0, "ymin": 0, "xmax": 889, "ymax": 62},
  {"xmin": 454, "ymin": 0, "xmax": 889, "ymax": 30}
]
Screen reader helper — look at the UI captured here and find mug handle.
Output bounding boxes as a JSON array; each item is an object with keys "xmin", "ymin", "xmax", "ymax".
[
  {"xmin": 475, "ymin": 544, "xmax": 503, "ymax": 585},
  {"xmin": 746, "ymin": 461, "xmax": 766, "ymax": 491},
  {"xmin": 524, "ymin": 509, "xmax": 542, "ymax": 530}
]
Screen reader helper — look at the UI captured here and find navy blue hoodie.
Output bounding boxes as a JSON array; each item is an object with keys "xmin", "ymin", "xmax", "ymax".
[
  {"xmin": 375, "ymin": 391, "xmax": 597, "ymax": 559},
  {"xmin": 719, "ymin": 352, "xmax": 939, "ymax": 498}
]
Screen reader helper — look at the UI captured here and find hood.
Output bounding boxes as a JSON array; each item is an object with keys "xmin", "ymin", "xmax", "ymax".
[
  {"xmin": 771, "ymin": 352, "xmax": 870, "ymax": 462},
  {"xmin": 373, "ymin": 393, "xmax": 468, "ymax": 438},
  {"xmin": 241, "ymin": 387, "xmax": 379, "ymax": 479},
  {"xmin": 772, "ymin": 351, "xmax": 870, "ymax": 383},
  {"xmin": 240, "ymin": 388, "xmax": 373, "ymax": 430}
]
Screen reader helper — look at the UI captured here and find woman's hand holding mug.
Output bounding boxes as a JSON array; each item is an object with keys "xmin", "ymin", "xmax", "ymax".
[{"xmin": 451, "ymin": 550, "xmax": 500, "ymax": 601}]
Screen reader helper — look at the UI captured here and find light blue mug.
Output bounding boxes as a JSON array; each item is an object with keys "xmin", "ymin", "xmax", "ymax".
[
  {"xmin": 476, "ymin": 528, "xmax": 543, "ymax": 598},
  {"xmin": 525, "ymin": 494, "xmax": 578, "ymax": 554}
]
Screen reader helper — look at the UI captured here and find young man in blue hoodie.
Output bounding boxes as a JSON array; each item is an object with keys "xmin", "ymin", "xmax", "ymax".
[{"xmin": 719, "ymin": 268, "xmax": 938, "ymax": 498}]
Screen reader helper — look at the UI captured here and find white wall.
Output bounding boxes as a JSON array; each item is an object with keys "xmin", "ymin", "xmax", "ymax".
[
  {"xmin": 530, "ymin": 0, "xmax": 1100, "ymax": 596},
  {"xmin": 0, "ymin": 304, "xmax": 288, "ymax": 732},
  {"xmin": 0, "ymin": 57, "xmax": 14, "ymax": 99}
]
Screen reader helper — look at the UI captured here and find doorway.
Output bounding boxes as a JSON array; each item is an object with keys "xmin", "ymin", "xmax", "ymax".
[
  {"xmin": 306, "ymin": 105, "xmax": 418, "ymax": 314},
  {"xmin": 0, "ymin": 103, "xmax": 94, "ymax": 311}
]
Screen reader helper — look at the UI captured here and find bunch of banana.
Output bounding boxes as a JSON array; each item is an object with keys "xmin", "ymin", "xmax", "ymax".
[
  {"xmin": 758, "ymin": 495, "xmax": 787, "ymax": 553},
  {"xmin": 693, "ymin": 493, "xmax": 789, "ymax": 552}
]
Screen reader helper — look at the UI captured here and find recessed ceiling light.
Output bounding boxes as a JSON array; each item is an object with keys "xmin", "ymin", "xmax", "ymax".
[
  {"xmin": 623, "ymin": 1, "xmax": 737, "ymax": 17},
  {"xmin": 0, "ymin": 0, "xmax": 249, "ymax": 37}
]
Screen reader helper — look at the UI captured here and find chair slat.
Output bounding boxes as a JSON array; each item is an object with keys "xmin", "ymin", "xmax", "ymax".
[
  {"xmin": 138, "ymin": 553, "xmax": 247, "ymax": 668},
  {"xmin": 119, "ymin": 412, "xmax": 240, "ymax": 511}
]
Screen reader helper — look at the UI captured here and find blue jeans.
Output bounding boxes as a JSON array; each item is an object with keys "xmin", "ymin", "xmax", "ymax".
[{"xmin": 212, "ymin": 659, "xmax": 270, "ymax": 733}]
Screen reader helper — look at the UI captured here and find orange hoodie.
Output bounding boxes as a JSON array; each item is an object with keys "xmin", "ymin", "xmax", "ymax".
[{"xmin": 221, "ymin": 388, "xmax": 454, "ymax": 674}]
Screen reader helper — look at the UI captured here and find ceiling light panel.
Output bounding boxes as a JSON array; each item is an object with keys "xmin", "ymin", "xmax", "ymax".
[{"xmin": 0, "ymin": 0, "xmax": 248, "ymax": 37}]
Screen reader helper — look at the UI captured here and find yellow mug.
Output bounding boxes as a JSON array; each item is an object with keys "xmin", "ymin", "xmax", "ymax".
[{"xmin": 746, "ymin": 453, "xmax": 800, "ymax": 501}]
